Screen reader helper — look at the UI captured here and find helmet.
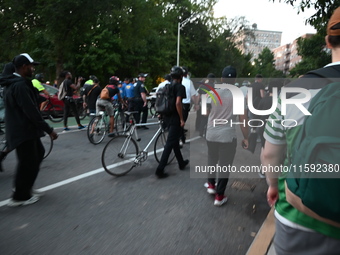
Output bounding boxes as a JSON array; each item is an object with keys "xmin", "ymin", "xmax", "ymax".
[
  {"xmin": 89, "ymin": 75, "xmax": 97, "ymax": 80},
  {"xmin": 35, "ymin": 73, "xmax": 44, "ymax": 82},
  {"xmin": 170, "ymin": 66, "xmax": 184, "ymax": 79},
  {"xmin": 109, "ymin": 76, "xmax": 119, "ymax": 85}
]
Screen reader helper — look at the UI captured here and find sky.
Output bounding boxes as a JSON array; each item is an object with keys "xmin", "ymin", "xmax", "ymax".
[{"xmin": 214, "ymin": 0, "xmax": 317, "ymax": 45}]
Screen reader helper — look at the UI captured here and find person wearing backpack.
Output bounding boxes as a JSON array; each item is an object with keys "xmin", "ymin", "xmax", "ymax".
[
  {"xmin": 95, "ymin": 76, "xmax": 126, "ymax": 137},
  {"xmin": 155, "ymin": 66, "xmax": 189, "ymax": 179},
  {"xmin": 82, "ymin": 77, "xmax": 101, "ymax": 117},
  {"xmin": 60, "ymin": 71, "xmax": 85, "ymax": 131},
  {"xmin": 261, "ymin": 8, "xmax": 340, "ymax": 254}
]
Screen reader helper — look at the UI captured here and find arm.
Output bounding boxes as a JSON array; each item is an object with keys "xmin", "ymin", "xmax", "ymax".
[
  {"xmin": 176, "ymin": 96, "xmax": 185, "ymax": 127},
  {"xmin": 141, "ymin": 92, "xmax": 147, "ymax": 107},
  {"xmin": 261, "ymin": 141, "xmax": 286, "ymax": 206},
  {"xmin": 239, "ymin": 110, "xmax": 249, "ymax": 149}
]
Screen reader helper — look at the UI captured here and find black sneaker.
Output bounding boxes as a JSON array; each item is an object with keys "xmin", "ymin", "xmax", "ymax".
[
  {"xmin": 108, "ymin": 132, "xmax": 116, "ymax": 138},
  {"xmin": 179, "ymin": 159, "xmax": 189, "ymax": 170},
  {"xmin": 156, "ymin": 172, "xmax": 169, "ymax": 179}
]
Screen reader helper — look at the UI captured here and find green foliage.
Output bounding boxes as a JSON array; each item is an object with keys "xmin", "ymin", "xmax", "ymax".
[
  {"xmin": 0, "ymin": 0, "xmax": 255, "ymax": 88},
  {"xmin": 253, "ymin": 47, "xmax": 284, "ymax": 78},
  {"xmin": 289, "ymin": 34, "xmax": 331, "ymax": 77}
]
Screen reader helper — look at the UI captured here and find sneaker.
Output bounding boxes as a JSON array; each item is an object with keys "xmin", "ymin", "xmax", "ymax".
[
  {"xmin": 7, "ymin": 195, "xmax": 40, "ymax": 207},
  {"xmin": 214, "ymin": 194, "xmax": 228, "ymax": 206},
  {"xmin": 64, "ymin": 127, "xmax": 70, "ymax": 131},
  {"xmin": 78, "ymin": 125, "xmax": 86, "ymax": 130},
  {"xmin": 108, "ymin": 132, "xmax": 116, "ymax": 138},
  {"xmin": 179, "ymin": 159, "xmax": 189, "ymax": 170},
  {"xmin": 155, "ymin": 172, "xmax": 169, "ymax": 179},
  {"xmin": 32, "ymin": 189, "xmax": 45, "ymax": 197},
  {"xmin": 204, "ymin": 182, "xmax": 216, "ymax": 194}
]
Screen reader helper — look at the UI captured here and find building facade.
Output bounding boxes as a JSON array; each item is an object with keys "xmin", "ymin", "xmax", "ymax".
[
  {"xmin": 272, "ymin": 33, "xmax": 314, "ymax": 74},
  {"xmin": 238, "ymin": 26, "xmax": 282, "ymax": 62}
]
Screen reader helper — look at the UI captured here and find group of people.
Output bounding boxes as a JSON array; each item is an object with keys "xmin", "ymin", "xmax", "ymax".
[{"xmin": 1, "ymin": 6, "xmax": 340, "ymax": 253}]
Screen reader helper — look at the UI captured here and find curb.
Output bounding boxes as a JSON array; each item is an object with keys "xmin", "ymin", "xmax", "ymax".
[{"xmin": 246, "ymin": 207, "xmax": 275, "ymax": 255}]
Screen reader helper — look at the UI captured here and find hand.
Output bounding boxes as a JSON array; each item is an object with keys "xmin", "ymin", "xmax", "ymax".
[
  {"xmin": 267, "ymin": 185, "xmax": 279, "ymax": 207},
  {"xmin": 194, "ymin": 104, "xmax": 200, "ymax": 111},
  {"xmin": 49, "ymin": 131, "xmax": 58, "ymax": 141},
  {"xmin": 242, "ymin": 139, "xmax": 249, "ymax": 149},
  {"xmin": 180, "ymin": 119, "xmax": 185, "ymax": 127},
  {"xmin": 143, "ymin": 101, "xmax": 147, "ymax": 107}
]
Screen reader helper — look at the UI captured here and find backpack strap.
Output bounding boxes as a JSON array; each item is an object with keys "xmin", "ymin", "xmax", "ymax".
[
  {"xmin": 87, "ymin": 84, "xmax": 98, "ymax": 97},
  {"xmin": 307, "ymin": 66, "xmax": 340, "ymax": 82}
]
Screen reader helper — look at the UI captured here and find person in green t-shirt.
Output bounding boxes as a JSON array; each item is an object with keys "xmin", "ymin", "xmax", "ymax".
[
  {"xmin": 261, "ymin": 7, "xmax": 340, "ymax": 255},
  {"xmin": 32, "ymin": 73, "xmax": 50, "ymax": 111}
]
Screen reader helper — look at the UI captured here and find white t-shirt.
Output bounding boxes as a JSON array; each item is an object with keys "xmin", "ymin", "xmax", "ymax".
[{"xmin": 182, "ymin": 76, "xmax": 197, "ymax": 104}]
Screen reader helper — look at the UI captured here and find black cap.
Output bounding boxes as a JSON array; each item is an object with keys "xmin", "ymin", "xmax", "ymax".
[
  {"xmin": 222, "ymin": 66, "xmax": 236, "ymax": 78},
  {"xmin": 138, "ymin": 73, "xmax": 147, "ymax": 78},
  {"xmin": 12, "ymin": 53, "xmax": 40, "ymax": 67}
]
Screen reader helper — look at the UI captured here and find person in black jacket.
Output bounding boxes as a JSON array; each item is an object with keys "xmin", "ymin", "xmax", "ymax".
[{"xmin": 0, "ymin": 53, "xmax": 58, "ymax": 207}]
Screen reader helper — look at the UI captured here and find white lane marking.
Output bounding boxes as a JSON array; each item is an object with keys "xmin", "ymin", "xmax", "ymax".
[{"xmin": 0, "ymin": 136, "xmax": 201, "ymax": 207}]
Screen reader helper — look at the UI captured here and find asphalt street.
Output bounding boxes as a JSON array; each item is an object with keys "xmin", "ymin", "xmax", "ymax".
[{"xmin": 0, "ymin": 112, "xmax": 270, "ymax": 255}]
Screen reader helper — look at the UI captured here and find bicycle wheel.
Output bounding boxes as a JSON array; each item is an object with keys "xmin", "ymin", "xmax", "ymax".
[
  {"xmin": 114, "ymin": 110, "xmax": 125, "ymax": 134},
  {"xmin": 102, "ymin": 135, "xmax": 139, "ymax": 176},
  {"xmin": 48, "ymin": 104, "xmax": 64, "ymax": 123},
  {"xmin": 41, "ymin": 132, "xmax": 53, "ymax": 159},
  {"xmin": 87, "ymin": 116, "xmax": 107, "ymax": 144},
  {"xmin": 154, "ymin": 130, "xmax": 175, "ymax": 164},
  {"xmin": 78, "ymin": 106, "xmax": 87, "ymax": 120}
]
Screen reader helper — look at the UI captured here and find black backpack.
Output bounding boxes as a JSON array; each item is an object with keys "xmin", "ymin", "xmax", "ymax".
[{"xmin": 155, "ymin": 83, "xmax": 175, "ymax": 115}]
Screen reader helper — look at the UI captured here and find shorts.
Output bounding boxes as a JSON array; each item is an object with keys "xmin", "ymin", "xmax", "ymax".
[{"xmin": 96, "ymin": 98, "xmax": 114, "ymax": 116}]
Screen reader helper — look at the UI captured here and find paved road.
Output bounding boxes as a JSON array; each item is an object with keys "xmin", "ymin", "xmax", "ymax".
[{"xmin": 0, "ymin": 112, "xmax": 270, "ymax": 255}]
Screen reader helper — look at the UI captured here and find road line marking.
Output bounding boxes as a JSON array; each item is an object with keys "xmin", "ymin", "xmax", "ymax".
[{"xmin": 0, "ymin": 136, "xmax": 201, "ymax": 207}]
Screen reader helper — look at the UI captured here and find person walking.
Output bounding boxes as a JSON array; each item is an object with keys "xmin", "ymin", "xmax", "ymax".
[
  {"xmin": 261, "ymin": 7, "xmax": 340, "ymax": 254},
  {"xmin": 155, "ymin": 66, "xmax": 189, "ymax": 179},
  {"xmin": 60, "ymin": 71, "xmax": 85, "ymax": 131},
  {"xmin": 204, "ymin": 66, "xmax": 249, "ymax": 206},
  {"xmin": 0, "ymin": 53, "xmax": 58, "ymax": 206}
]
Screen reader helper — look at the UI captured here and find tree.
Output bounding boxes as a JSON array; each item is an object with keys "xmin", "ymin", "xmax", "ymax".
[
  {"xmin": 253, "ymin": 47, "xmax": 284, "ymax": 78},
  {"xmin": 271, "ymin": 0, "xmax": 339, "ymax": 33},
  {"xmin": 289, "ymin": 34, "xmax": 331, "ymax": 77}
]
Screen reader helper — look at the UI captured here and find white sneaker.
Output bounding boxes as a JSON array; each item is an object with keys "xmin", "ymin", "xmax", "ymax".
[
  {"xmin": 204, "ymin": 182, "xmax": 216, "ymax": 195},
  {"xmin": 32, "ymin": 189, "xmax": 45, "ymax": 197},
  {"xmin": 7, "ymin": 195, "xmax": 40, "ymax": 207},
  {"xmin": 214, "ymin": 194, "xmax": 228, "ymax": 206}
]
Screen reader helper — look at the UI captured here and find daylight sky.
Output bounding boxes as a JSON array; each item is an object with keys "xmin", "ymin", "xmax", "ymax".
[{"xmin": 214, "ymin": 0, "xmax": 317, "ymax": 45}]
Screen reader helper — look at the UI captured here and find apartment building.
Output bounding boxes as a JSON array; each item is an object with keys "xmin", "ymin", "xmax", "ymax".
[
  {"xmin": 272, "ymin": 33, "xmax": 315, "ymax": 74},
  {"xmin": 238, "ymin": 25, "xmax": 282, "ymax": 61}
]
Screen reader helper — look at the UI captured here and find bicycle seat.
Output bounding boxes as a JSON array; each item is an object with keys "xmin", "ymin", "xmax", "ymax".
[{"xmin": 124, "ymin": 111, "xmax": 138, "ymax": 116}]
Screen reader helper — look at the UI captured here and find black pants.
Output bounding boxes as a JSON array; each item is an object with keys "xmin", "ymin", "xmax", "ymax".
[
  {"xmin": 13, "ymin": 138, "xmax": 45, "ymax": 200},
  {"xmin": 182, "ymin": 103, "xmax": 191, "ymax": 122},
  {"xmin": 133, "ymin": 99, "xmax": 148, "ymax": 124},
  {"xmin": 157, "ymin": 124, "xmax": 185, "ymax": 172},
  {"xmin": 207, "ymin": 139, "xmax": 237, "ymax": 195},
  {"xmin": 63, "ymin": 98, "xmax": 81, "ymax": 127}
]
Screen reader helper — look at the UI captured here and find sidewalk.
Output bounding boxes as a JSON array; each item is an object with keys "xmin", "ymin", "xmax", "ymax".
[{"xmin": 246, "ymin": 207, "xmax": 276, "ymax": 255}]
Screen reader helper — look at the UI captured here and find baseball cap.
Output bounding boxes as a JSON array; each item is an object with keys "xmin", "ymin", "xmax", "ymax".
[
  {"xmin": 12, "ymin": 53, "xmax": 40, "ymax": 67},
  {"xmin": 222, "ymin": 66, "xmax": 237, "ymax": 78},
  {"xmin": 328, "ymin": 7, "xmax": 340, "ymax": 36},
  {"xmin": 138, "ymin": 73, "xmax": 148, "ymax": 78}
]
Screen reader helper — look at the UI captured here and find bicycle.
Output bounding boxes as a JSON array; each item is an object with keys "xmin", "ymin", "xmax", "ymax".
[
  {"xmin": 40, "ymin": 97, "xmax": 64, "ymax": 123},
  {"xmin": 0, "ymin": 123, "xmax": 53, "ymax": 172},
  {"xmin": 101, "ymin": 112, "xmax": 175, "ymax": 176},
  {"xmin": 148, "ymin": 98, "xmax": 157, "ymax": 118},
  {"xmin": 87, "ymin": 103, "xmax": 126, "ymax": 145},
  {"xmin": 75, "ymin": 98, "xmax": 87, "ymax": 121}
]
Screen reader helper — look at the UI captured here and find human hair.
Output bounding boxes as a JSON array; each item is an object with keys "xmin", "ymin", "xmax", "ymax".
[
  {"xmin": 328, "ymin": 23, "xmax": 340, "ymax": 47},
  {"xmin": 59, "ymin": 70, "xmax": 69, "ymax": 79}
]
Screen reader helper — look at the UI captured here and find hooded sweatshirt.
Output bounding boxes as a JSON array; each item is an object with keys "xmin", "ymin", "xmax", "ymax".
[{"xmin": 0, "ymin": 71, "xmax": 53, "ymax": 150}]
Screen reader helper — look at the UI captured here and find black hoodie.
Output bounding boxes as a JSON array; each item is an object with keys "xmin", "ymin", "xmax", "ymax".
[{"xmin": 0, "ymin": 72, "xmax": 53, "ymax": 150}]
